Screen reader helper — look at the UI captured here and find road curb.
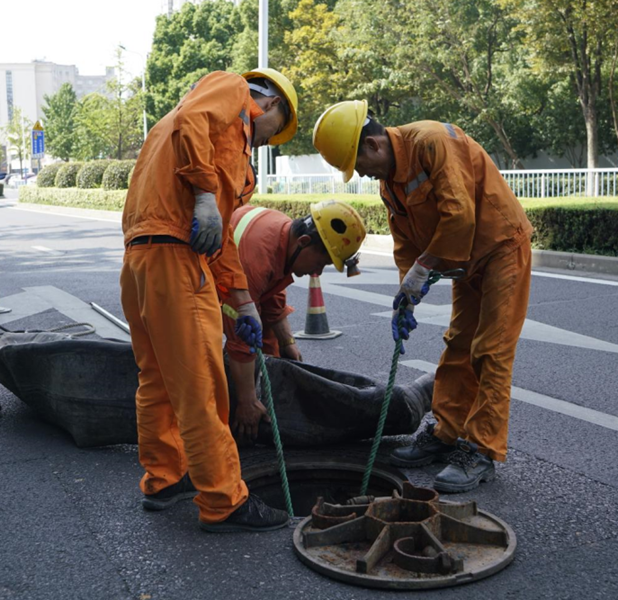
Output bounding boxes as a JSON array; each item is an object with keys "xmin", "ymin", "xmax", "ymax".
[{"xmin": 361, "ymin": 234, "xmax": 618, "ymax": 277}]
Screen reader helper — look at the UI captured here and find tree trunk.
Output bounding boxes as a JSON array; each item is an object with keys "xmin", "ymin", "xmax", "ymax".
[
  {"xmin": 584, "ymin": 103, "xmax": 598, "ymax": 169},
  {"xmin": 487, "ymin": 119, "xmax": 525, "ymax": 169},
  {"xmin": 609, "ymin": 41, "xmax": 618, "ymax": 147}
]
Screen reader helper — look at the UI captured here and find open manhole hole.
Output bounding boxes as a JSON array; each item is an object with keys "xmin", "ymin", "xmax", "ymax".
[{"xmin": 242, "ymin": 456, "xmax": 405, "ymax": 517}]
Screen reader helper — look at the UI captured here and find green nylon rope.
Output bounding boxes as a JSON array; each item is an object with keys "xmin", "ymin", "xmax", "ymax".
[
  {"xmin": 359, "ymin": 310, "xmax": 403, "ymax": 496},
  {"xmin": 255, "ymin": 347, "xmax": 295, "ymax": 517},
  {"xmin": 223, "ymin": 304, "xmax": 294, "ymax": 517}
]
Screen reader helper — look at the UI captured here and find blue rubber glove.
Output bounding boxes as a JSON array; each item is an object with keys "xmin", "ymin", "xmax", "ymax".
[
  {"xmin": 235, "ymin": 301, "xmax": 263, "ymax": 353},
  {"xmin": 391, "ymin": 295, "xmax": 418, "ymax": 355}
]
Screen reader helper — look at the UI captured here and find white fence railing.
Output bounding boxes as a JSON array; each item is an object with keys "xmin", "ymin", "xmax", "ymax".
[{"xmin": 266, "ymin": 168, "xmax": 618, "ymax": 198}]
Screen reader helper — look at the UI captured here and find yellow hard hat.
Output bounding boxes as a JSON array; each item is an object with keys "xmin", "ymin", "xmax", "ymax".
[
  {"xmin": 310, "ymin": 200, "xmax": 366, "ymax": 275},
  {"xmin": 242, "ymin": 68, "xmax": 298, "ymax": 145},
  {"xmin": 313, "ymin": 100, "xmax": 368, "ymax": 183}
]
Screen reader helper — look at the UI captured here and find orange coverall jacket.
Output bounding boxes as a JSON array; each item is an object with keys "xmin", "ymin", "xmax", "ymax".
[
  {"xmin": 382, "ymin": 122, "xmax": 532, "ymax": 276},
  {"xmin": 382, "ymin": 121, "xmax": 533, "ymax": 462},
  {"xmin": 123, "ymin": 70, "xmax": 262, "ymax": 291},
  {"xmin": 213, "ymin": 206, "xmax": 295, "ymax": 363}
]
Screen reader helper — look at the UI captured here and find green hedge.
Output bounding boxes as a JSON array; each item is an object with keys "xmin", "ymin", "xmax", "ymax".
[
  {"xmin": 250, "ymin": 197, "xmax": 391, "ymax": 235},
  {"xmin": 102, "ymin": 160, "xmax": 136, "ymax": 190},
  {"xmin": 77, "ymin": 160, "xmax": 112, "ymax": 189},
  {"xmin": 37, "ymin": 163, "xmax": 64, "ymax": 188},
  {"xmin": 526, "ymin": 206, "xmax": 618, "ymax": 256},
  {"xmin": 17, "ymin": 188, "xmax": 618, "ymax": 256},
  {"xmin": 55, "ymin": 162, "xmax": 84, "ymax": 188},
  {"xmin": 19, "ymin": 186, "xmax": 127, "ymax": 211}
]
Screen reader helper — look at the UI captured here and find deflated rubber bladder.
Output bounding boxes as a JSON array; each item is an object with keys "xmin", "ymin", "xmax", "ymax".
[{"xmin": 0, "ymin": 332, "xmax": 433, "ymax": 448}]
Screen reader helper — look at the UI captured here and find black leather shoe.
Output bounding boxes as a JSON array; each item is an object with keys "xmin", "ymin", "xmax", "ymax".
[
  {"xmin": 142, "ymin": 473, "xmax": 197, "ymax": 511},
  {"xmin": 433, "ymin": 439, "xmax": 495, "ymax": 493},
  {"xmin": 199, "ymin": 494, "xmax": 290, "ymax": 533},
  {"xmin": 390, "ymin": 422, "xmax": 455, "ymax": 467}
]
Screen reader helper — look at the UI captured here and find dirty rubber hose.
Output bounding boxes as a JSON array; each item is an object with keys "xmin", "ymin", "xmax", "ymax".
[{"xmin": 223, "ymin": 304, "xmax": 294, "ymax": 517}]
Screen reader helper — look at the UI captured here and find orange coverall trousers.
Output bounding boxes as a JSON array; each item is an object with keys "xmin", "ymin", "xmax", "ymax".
[
  {"xmin": 120, "ymin": 241, "xmax": 248, "ymax": 523},
  {"xmin": 432, "ymin": 239, "xmax": 532, "ymax": 462}
]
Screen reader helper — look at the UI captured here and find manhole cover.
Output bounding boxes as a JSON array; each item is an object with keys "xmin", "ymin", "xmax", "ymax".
[{"xmin": 293, "ymin": 481, "xmax": 516, "ymax": 590}]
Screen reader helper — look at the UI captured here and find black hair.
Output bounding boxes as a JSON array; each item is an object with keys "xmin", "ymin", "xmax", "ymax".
[
  {"xmin": 248, "ymin": 77, "xmax": 290, "ymax": 123},
  {"xmin": 358, "ymin": 111, "xmax": 386, "ymax": 155},
  {"xmin": 291, "ymin": 216, "xmax": 328, "ymax": 253}
]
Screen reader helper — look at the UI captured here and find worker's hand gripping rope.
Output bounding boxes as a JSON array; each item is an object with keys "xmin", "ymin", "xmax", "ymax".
[{"xmin": 222, "ymin": 303, "xmax": 294, "ymax": 517}]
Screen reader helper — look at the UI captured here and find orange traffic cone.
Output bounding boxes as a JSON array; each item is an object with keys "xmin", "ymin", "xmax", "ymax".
[{"xmin": 294, "ymin": 274, "xmax": 342, "ymax": 340}]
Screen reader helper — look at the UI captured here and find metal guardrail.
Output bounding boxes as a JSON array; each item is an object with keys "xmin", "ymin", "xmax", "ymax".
[{"xmin": 266, "ymin": 168, "xmax": 618, "ymax": 198}]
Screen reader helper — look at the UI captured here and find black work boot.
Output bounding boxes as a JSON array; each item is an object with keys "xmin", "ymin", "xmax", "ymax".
[
  {"xmin": 390, "ymin": 422, "xmax": 455, "ymax": 468},
  {"xmin": 433, "ymin": 439, "xmax": 495, "ymax": 493},
  {"xmin": 142, "ymin": 473, "xmax": 197, "ymax": 511},
  {"xmin": 199, "ymin": 494, "xmax": 290, "ymax": 533}
]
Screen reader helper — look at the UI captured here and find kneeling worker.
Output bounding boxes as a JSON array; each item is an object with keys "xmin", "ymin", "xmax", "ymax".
[
  {"xmin": 212, "ymin": 200, "xmax": 366, "ymax": 443},
  {"xmin": 314, "ymin": 101, "xmax": 532, "ymax": 493}
]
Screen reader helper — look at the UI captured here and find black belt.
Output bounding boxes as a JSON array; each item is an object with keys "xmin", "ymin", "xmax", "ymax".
[{"xmin": 129, "ymin": 235, "xmax": 188, "ymax": 246}]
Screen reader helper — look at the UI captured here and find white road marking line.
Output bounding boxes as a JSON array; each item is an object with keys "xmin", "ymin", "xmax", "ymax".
[
  {"xmin": 531, "ymin": 270, "xmax": 618, "ymax": 286},
  {"xmin": 401, "ymin": 359, "xmax": 618, "ymax": 433},
  {"xmin": 8, "ymin": 205, "xmax": 122, "ymax": 224},
  {"xmin": 294, "ymin": 276, "xmax": 618, "ymax": 353},
  {"xmin": 31, "ymin": 245, "xmax": 59, "ymax": 253},
  {"xmin": 0, "ymin": 286, "xmax": 131, "ymax": 341}
]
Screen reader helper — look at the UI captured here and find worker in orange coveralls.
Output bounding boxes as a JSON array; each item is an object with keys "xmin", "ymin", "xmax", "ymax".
[
  {"xmin": 314, "ymin": 100, "xmax": 533, "ymax": 494},
  {"xmin": 211, "ymin": 200, "xmax": 366, "ymax": 443},
  {"xmin": 120, "ymin": 68, "xmax": 299, "ymax": 532}
]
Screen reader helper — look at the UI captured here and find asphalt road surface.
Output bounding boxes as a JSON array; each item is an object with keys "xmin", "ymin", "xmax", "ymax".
[{"xmin": 1, "ymin": 189, "xmax": 617, "ymax": 599}]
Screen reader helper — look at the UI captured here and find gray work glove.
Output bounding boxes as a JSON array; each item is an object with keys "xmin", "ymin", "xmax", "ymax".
[
  {"xmin": 190, "ymin": 190, "xmax": 222, "ymax": 256},
  {"xmin": 398, "ymin": 260, "xmax": 432, "ymax": 306}
]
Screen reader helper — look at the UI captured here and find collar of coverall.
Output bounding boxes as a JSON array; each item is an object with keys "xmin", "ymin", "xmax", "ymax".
[{"xmin": 384, "ymin": 126, "xmax": 410, "ymax": 184}]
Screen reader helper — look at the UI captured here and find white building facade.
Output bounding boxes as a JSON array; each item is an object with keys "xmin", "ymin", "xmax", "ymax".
[{"xmin": 0, "ymin": 61, "xmax": 114, "ymax": 130}]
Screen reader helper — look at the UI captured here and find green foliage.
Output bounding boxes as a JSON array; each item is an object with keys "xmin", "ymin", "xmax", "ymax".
[
  {"xmin": 527, "ymin": 207, "xmax": 618, "ymax": 256},
  {"xmin": 42, "ymin": 83, "xmax": 78, "ymax": 161},
  {"xmin": 76, "ymin": 160, "xmax": 112, "ymax": 188},
  {"xmin": 102, "ymin": 160, "xmax": 136, "ymax": 190},
  {"xmin": 128, "ymin": 165, "xmax": 135, "ymax": 185},
  {"xmin": 54, "ymin": 162, "xmax": 84, "ymax": 188},
  {"xmin": 73, "ymin": 93, "xmax": 115, "ymax": 161},
  {"xmin": 19, "ymin": 186, "xmax": 127, "ymax": 211},
  {"xmin": 146, "ymin": 1, "xmax": 241, "ymax": 123},
  {"xmin": 1, "ymin": 107, "xmax": 32, "ymax": 175},
  {"xmin": 37, "ymin": 163, "xmax": 64, "ymax": 188}
]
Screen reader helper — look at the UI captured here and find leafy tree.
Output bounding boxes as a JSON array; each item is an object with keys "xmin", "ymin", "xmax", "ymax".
[
  {"xmin": 392, "ymin": 0, "xmax": 538, "ymax": 168},
  {"xmin": 42, "ymin": 83, "xmax": 77, "ymax": 161},
  {"xmin": 107, "ymin": 48, "xmax": 144, "ymax": 159},
  {"xmin": 146, "ymin": 0, "xmax": 241, "ymax": 123},
  {"xmin": 73, "ymin": 93, "xmax": 115, "ymax": 160},
  {"xmin": 1, "ymin": 107, "xmax": 32, "ymax": 176},
  {"xmin": 505, "ymin": 0, "xmax": 617, "ymax": 168},
  {"xmin": 283, "ymin": 0, "xmax": 344, "ymax": 154}
]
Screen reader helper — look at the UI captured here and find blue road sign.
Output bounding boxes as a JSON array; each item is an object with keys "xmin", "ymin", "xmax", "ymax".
[{"xmin": 32, "ymin": 129, "xmax": 45, "ymax": 157}]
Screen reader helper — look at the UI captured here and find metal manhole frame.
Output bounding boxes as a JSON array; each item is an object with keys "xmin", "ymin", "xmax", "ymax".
[{"xmin": 293, "ymin": 494, "xmax": 517, "ymax": 590}]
